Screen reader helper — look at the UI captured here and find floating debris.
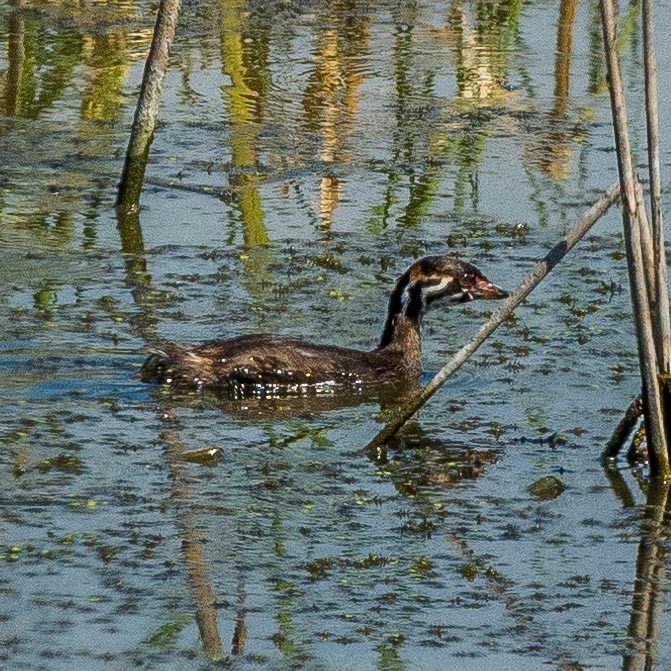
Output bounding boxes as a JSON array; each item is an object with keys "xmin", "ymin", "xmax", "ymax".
[
  {"xmin": 180, "ymin": 446, "xmax": 223, "ymax": 466},
  {"xmin": 527, "ymin": 476, "xmax": 566, "ymax": 500}
]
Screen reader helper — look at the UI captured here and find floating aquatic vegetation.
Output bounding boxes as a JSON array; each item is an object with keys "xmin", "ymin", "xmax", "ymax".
[{"xmin": 527, "ymin": 476, "xmax": 566, "ymax": 500}]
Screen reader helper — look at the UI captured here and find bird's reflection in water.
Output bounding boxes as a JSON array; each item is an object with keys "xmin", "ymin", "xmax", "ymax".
[
  {"xmin": 151, "ymin": 376, "xmax": 420, "ymax": 421},
  {"xmin": 155, "ymin": 378, "xmax": 498, "ymax": 496},
  {"xmin": 376, "ymin": 423, "xmax": 499, "ymax": 497}
]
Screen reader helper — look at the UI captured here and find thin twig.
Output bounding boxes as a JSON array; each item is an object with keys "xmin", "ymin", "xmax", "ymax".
[{"xmin": 366, "ymin": 184, "xmax": 621, "ymax": 456}]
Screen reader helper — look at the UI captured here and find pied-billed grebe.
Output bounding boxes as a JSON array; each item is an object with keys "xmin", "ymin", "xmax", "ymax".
[{"xmin": 141, "ymin": 254, "xmax": 508, "ymax": 395}]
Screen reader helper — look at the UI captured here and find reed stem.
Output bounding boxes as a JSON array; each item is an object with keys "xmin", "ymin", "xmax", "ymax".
[
  {"xmin": 599, "ymin": 0, "xmax": 670, "ymax": 477},
  {"xmin": 117, "ymin": 0, "xmax": 182, "ymax": 214},
  {"xmin": 642, "ymin": 0, "xmax": 671, "ymax": 375}
]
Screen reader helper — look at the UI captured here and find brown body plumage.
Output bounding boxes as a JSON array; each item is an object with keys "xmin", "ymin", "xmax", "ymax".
[{"xmin": 141, "ymin": 254, "xmax": 508, "ymax": 396}]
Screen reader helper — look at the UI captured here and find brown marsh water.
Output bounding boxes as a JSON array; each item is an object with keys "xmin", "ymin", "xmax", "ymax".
[{"xmin": 2, "ymin": 1, "xmax": 671, "ymax": 669}]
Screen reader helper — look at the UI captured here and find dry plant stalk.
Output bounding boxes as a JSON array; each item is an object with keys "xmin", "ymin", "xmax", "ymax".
[
  {"xmin": 600, "ymin": 0, "xmax": 671, "ymax": 476},
  {"xmin": 117, "ymin": 0, "xmax": 182, "ymax": 214},
  {"xmin": 642, "ymin": 0, "xmax": 671, "ymax": 374}
]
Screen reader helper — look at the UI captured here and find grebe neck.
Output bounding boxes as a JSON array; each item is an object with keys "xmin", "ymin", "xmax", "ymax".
[{"xmin": 378, "ymin": 270, "xmax": 426, "ymax": 350}]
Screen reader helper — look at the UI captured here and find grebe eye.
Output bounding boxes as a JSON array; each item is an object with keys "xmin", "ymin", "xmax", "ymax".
[{"xmin": 462, "ymin": 272, "xmax": 474, "ymax": 281}]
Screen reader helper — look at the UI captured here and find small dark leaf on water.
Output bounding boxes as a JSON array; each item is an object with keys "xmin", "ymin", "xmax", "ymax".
[
  {"xmin": 527, "ymin": 476, "xmax": 565, "ymax": 500},
  {"xmin": 98, "ymin": 295, "xmax": 116, "ymax": 311},
  {"xmin": 460, "ymin": 562, "xmax": 478, "ymax": 581},
  {"xmin": 306, "ymin": 557, "xmax": 333, "ymax": 581},
  {"xmin": 144, "ymin": 615, "xmax": 192, "ymax": 648},
  {"xmin": 34, "ymin": 454, "xmax": 84, "ymax": 475},
  {"xmin": 98, "ymin": 545, "xmax": 121, "ymax": 563},
  {"xmin": 181, "ymin": 447, "xmax": 223, "ymax": 466}
]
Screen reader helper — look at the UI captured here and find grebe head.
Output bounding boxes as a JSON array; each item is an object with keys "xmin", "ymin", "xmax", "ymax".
[
  {"xmin": 407, "ymin": 255, "xmax": 509, "ymax": 305},
  {"xmin": 379, "ymin": 254, "xmax": 508, "ymax": 348}
]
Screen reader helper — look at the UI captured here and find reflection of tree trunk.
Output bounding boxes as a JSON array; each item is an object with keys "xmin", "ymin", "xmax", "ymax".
[
  {"xmin": 528, "ymin": 0, "xmax": 578, "ymax": 179},
  {"xmin": 622, "ymin": 482, "xmax": 671, "ymax": 671},
  {"xmin": 116, "ymin": 206, "xmax": 147, "ymax": 273},
  {"xmin": 319, "ymin": 176, "xmax": 341, "ymax": 231},
  {"xmin": 234, "ymin": 182, "xmax": 269, "ymax": 247},
  {"xmin": 118, "ymin": 179, "xmax": 224, "ymax": 654},
  {"xmin": 587, "ymin": 0, "xmax": 607, "ymax": 93},
  {"xmin": 301, "ymin": 3, "xmax": 370, "ymax": 230},
  {"xmin": 163, "ymin": 430, "xmax": 225, "ymax": 659},
  {"xmin": 553, "ymin": 0, "xmax": 579, "ymax": 118},
  {"xmin": 182, "ymin": 524, "xmax": 225, "ymax": 658},
  {"xmin": 116, "ymin": 208, "xmax": 158, "ymax": 344},
  {"xmin": 392, "ymin": 12, "xmax": 415, "ymax": 163},
  {"xmin": 6, "ymin": 3, "xmax": 25, "ymax": 117},
  {"xmin": 161, "ymin": 427, "xmax": 251, "ymax": 660},
  {"xmin": 219, "ymin": 0, "xmax": 273, "ymax": 289},
  {"xmin": 219, "ymin": 0, "xmax": 268, "ymax": 239},
  {"xmin": 231, "ymin": 577, "xmax": 247, "ymax": 656},
  {"xmin": 81, "ymin": 32, "xmax": 128, "ymax": 122}
]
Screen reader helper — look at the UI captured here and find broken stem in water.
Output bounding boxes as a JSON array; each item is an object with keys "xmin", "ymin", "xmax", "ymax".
[
  {"xmin": 366, "ymin": 183, "xmax": 621, "ymax": 457},
  {"xmin": 117, "ymin": 0, "xmax": 182, "ymax": 214}
]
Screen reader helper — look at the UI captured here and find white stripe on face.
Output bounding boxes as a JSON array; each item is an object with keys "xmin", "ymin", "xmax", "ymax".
[
  {"xmin": 423, "ymin": 277, "xmax": 469, "ymax": 304},
  {"xmin": 401, "ymin": 276, "xmax": 463, "ymax": 312},
  {"xmin": 421, "ymin": 277, "xmax": 450, "ymax": 298}
]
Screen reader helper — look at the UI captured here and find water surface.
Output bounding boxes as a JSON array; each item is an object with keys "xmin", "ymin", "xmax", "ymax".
[{"xmin": 1, "ymin": 1, "xmax": 671, "ymax": 669}]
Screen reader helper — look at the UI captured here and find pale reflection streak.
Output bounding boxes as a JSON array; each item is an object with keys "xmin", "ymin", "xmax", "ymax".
[
  {"xmin": 302, "ymin": 3, "xmax": 371, "ymax": 230},
  {"xmin": 449, "ymin": 0, "xmax": 512, "ymax": 100},
  {"xmin": 528, "ymin": 0, "xmax": 582, "ymax": 180},
  {"xmin": 219, "ymin": 0, "xmax": 269, "ymax": 249}
]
